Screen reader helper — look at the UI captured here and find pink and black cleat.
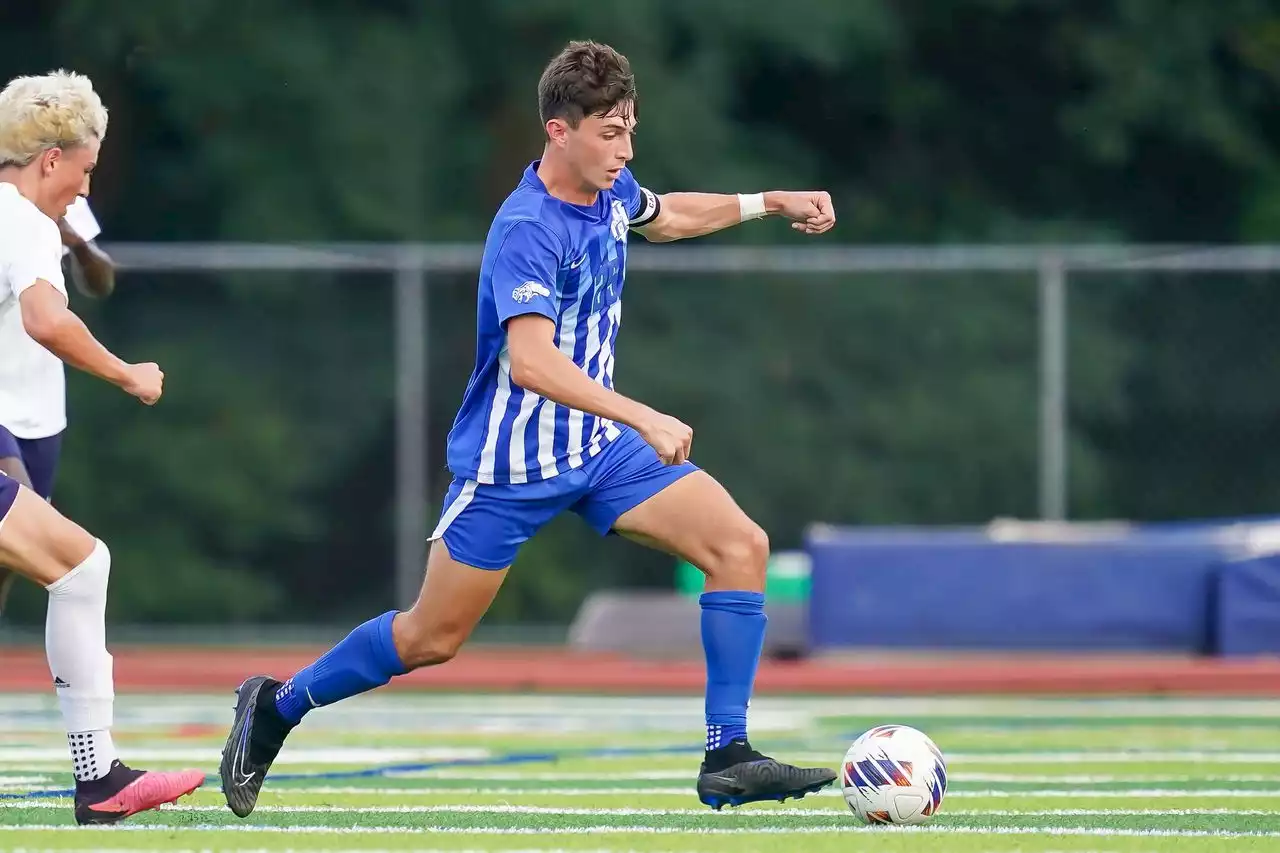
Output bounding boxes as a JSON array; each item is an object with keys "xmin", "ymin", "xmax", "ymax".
[{"xmin": 73, "ymin": 761, "xmax": 205, "ymax": 825}]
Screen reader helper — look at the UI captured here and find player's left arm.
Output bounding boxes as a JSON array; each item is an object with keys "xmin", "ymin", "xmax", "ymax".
[
  {"xmin": 632, "ymin": 189, "xmax": 836, "ymax": 243},
  {"xmin": 59, "ymin": 198, "xmax": 115, "ymax": 298}
]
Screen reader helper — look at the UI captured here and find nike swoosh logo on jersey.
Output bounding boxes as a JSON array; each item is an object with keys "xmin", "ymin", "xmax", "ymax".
[{"xmin": 569, "ymin": 253, "xmax": 588, "ymax": 269}]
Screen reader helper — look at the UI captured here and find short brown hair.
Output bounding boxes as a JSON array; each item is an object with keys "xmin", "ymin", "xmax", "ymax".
[{"xmin": 538, "ymin": 41, "xmax": 636, "ymax": 128}]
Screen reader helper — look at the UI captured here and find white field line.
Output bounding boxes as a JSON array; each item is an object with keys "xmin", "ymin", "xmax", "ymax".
[
  {"xmin": 951, "ymin": 789, "xmax": 1280, "ymax": 798},
  {"xmin": 1, "ymin": 825, "xmax": 1278, "ymax": 838},
  {"xmin": 0, "ymin": 845, "xmax": 680, "ymax": 850},
  {"xmin": 3, "ymin": 748, "xmax": 1279, "ymax": 772},
  {"xmin": 0, "ymin": 845, "xmax": 670, "ymax": 850},
  {"xmin": 11, "ymin": 784, "xmax": 1280, "ymax": 801},
  {"xmin": 0, "ymin": 776, "xmax": 52, "ymax": 791},
  {"xmin": 928, "ymin": 773, "xmax": 1280, "ymax": 784},
  {"xmin": 13, "ymin": 803, "xmax": 843, "ymax": 816},
  {"xmin": 394, "ymin": 769, "xmax": 1280, "ymax": 784},
  {"xmin": 4, "ymin": 802, "xmax": 1280, "ymax": 817},
  {"xmin": 793, "ymin": 751, "xmax": 1280, "ymax": 764},
  {"xmin": 394, "ymin": 770, "xmax": 698, "ymax": 780},
  {"xmin": 0, "ymin": 747, "xmax": 486, "ymax": 764},
  {"xmin": 16, "ymin": 785, "xmax": 1280, "ymax": 799},
  {"xmin": 248, "ymin": 785, "xmax": 1280, "ymax": 799}
]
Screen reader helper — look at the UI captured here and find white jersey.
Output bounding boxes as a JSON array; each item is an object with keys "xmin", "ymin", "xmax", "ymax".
[{"xmin": 0, "ymin": 183, "xmax": 71, "ymax": 439}]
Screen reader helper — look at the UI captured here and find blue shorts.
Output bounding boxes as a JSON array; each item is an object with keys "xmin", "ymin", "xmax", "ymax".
[
  {"xmin": 0, "ymin": 426, "xmax": 62, "ymax": 501},
  {"xmin": 430, "ymin": 426, "xmax": 698, "ymax": 570},
  {"xmin": 0, "ymin": 471, "xmax": 17, "ymax": 523}
]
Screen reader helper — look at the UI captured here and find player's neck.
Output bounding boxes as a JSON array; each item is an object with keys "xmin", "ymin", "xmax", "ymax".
[
  {"xmin": 0, "ymin": 166, "xmax": 52, "ymax": 218},
  {"xmin": 536, "ymin": 152, "xmax": 598, "ymax": 207}
]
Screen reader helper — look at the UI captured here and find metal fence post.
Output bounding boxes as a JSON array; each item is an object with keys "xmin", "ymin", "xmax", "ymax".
[
  {"xmin": 394, "ymin": 260, "xmax": 429, "ymax": 608},
  {"xmin": 1038, "ymin": 255, "xmax": 1068, "ymax": 520}
]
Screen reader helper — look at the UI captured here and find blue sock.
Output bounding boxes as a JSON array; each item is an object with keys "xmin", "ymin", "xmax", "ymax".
[
  {"xmin": 273, "ymin": 610, "xmax": 407, "ymax": 726},
  {"xmin": 700, "ymin": 590, "xmax": 766, "ymax": 752}
]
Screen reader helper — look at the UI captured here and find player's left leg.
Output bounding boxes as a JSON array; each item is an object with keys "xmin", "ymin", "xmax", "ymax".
[
  {"xmin": 0, "ymin": 476, "xmax": 204, "ymax": 824},
  {"xmin": 221, "ymin": 476, "xmax": 572, "ymax": 818},
  {"xmin": 0, "ymin": 425, "xmax": 32, "ymax": 618},
  {"xmin": 573, "ymin": 429, "xmax": 837, "ymax": 809}
]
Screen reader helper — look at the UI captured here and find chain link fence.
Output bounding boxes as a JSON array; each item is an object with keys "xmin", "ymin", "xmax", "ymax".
[{"xmin": 2, "ymin": 243, "xmax": 1271, "ymax": 626}]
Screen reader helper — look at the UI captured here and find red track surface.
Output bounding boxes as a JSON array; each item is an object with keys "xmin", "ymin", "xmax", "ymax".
[{"xmin": 3, "ymin": 645, "xmax": 1280, "ymax": 695}]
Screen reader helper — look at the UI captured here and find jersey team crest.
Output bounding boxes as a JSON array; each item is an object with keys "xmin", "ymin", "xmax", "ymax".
[{"xmin": 512, "ymin": 281, "xmax": 552, "ymax": 304}]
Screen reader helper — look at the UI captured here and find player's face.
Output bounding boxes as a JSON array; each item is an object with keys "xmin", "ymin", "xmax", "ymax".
[
  {"xmin": 569, "ymin": 103, "xmax": 635, "ymax": 191},
  {"xmin": 41, "ymin": 137, "xmax": 99, "ymax": 219}
]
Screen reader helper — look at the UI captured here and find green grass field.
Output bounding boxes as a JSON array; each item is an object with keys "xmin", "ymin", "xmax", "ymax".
[{"xmin": 2, "ymin": 692, "xmax": 1279, "ymax": 851}]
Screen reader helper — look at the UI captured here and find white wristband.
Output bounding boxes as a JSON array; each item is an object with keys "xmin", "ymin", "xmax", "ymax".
[{"xmin": 738, "ymin": 192, "xmax": 767, "ymax": 222}]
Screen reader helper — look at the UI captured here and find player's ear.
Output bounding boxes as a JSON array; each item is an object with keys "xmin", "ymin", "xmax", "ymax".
[
  {"xmin": 545, "ymin": 118, "xmax": 570, "ymax": 148},
  {"xmin": 40, "ymin": 147, "xmax": 62, "ymax": 177}
]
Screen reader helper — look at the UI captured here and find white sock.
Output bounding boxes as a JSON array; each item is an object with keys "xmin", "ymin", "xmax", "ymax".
[
  {"xmin": 68, "ymin": 730, "xmax": 118, "ymax": 782},
  {"xmin": 45, "ymin": 539, "xmax": 117, "ymax": 780}
]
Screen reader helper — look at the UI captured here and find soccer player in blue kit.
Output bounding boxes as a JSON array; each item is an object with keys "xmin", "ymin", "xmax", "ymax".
[{"xmin": 221, "ymin": 40, "xmax": 838, "ymax": 816}]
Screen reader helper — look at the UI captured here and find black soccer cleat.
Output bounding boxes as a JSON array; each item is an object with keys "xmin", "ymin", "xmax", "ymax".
[
  {"xmin": 696, "ymin": 739, "xmax": 837, "ymax": 810},
  {"xmin": 220, "ymin": 675, "xmax": 292, "ymax": 818}
]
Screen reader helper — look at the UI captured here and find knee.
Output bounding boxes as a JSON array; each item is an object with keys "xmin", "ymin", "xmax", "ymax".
[
  {"xmin": 392, "ymin": 611, "xmax": 467, "ymax": 670},
  {"xmin": 47, "ymin": 539, "xmax": 109, "ymax": 598},
  {"xmin": 703, "ymin": 520, "xmax": 770, "ymax": 590}
]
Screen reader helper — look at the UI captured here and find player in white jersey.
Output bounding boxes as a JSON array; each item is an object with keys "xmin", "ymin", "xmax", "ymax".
[
  {"xmin": 221, "ymin": 41, "xmax": 838, "ymax": 816},
  {"xmin": 0, "ymin": 69, "xmax": 203, "ymax": 823},
  {"xmin": 0, "ymin": 195, "xmax": 115, "ymax": 615}
]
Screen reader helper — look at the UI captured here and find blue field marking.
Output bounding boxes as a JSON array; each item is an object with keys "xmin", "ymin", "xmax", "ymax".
[
  {"xmin": 0, "ymin": 742, "xmax": 704, "ymax": 800},
  {"xmin": 0, "ymin": 788, "xmax": 75, "ymax": 801},
  {"xmin": 269, "ymin": 743, "xmax": 702, "ymax": 782}
]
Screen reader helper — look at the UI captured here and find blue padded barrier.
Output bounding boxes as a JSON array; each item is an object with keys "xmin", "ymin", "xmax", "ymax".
[
  {"xmin": 1214, "ymin": 554, "xmax": 1280, "ymax": 656},
  {"xmin": 806, "ymin": 524, "xmax": 1234, "ymax": 653}
]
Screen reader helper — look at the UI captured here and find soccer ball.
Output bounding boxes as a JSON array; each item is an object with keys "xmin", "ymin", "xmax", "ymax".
[{"xmin": 841, "ymin": 724, "xmax": 947, "ymax": 825}]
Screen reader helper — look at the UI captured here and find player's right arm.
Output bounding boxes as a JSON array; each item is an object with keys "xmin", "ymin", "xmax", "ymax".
[
  {"xmin": 507, "ymin": 315, "xmax": 692, "ymax": 464},
  {"xmin": 495, "ymin": 220, "xmax": 693, "ymax": 465},
  {"xmin": 10, "ymin": 218, "xmax": 161, "ymax": 404},
  {"xmin": 19, "ymin": 284, "xmax": 162, "ymax": 405}
]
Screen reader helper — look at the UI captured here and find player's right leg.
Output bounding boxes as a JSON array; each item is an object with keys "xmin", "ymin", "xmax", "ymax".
[
  {"xmin": 574, "ymin": 429, "xmax": 836, "ymax": 808},
  {"xmin": 220, "ymin": 477, "xmax": 568, "ymax": 817},
  {"xmin": 0, "ymin": 475, "xmax": 204, "ymax": 824}
]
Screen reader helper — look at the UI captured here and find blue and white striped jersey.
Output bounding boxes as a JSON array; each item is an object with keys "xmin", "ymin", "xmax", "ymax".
[{"xmin": 445, "ymin": 161, "xmax": 660, "ymax": 485}]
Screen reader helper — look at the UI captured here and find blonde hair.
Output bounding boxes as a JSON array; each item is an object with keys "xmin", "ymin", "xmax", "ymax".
[{"xmin": 0, "ymin": 70, "xmax": 108, "ymax": 167}]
